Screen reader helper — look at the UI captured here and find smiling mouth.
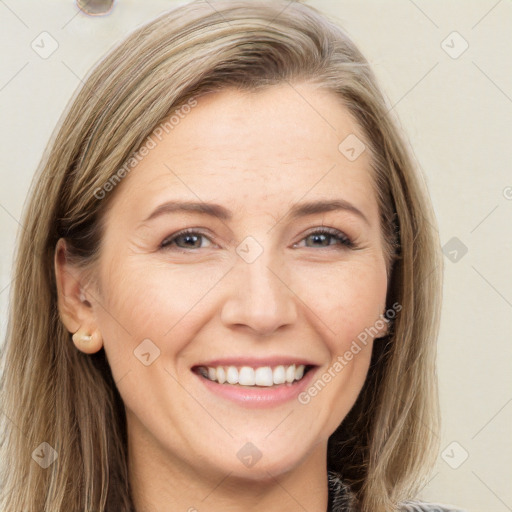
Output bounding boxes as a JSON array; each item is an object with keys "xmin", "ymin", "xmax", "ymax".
[{"xmin": 192, "ymin": 364, "xmax": 315, "ymax": 387}]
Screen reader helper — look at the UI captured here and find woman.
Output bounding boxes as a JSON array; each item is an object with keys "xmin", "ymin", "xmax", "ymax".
[{"xmin": 0, "ymin": 1, "xmax": 466, "ymax": 511}]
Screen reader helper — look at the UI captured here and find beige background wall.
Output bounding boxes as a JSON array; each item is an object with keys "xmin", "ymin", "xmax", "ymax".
[{"xmin": 1, "ymin": 1, "xmax": 511, "ymax": 511}]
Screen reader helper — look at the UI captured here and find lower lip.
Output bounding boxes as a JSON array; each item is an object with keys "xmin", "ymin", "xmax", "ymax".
[{"xmin": 193, "ymin": 367, "xmax": 318, "ymax": 408}]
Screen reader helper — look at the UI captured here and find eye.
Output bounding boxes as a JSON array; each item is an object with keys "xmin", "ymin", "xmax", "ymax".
[
  {"xmin": 295, "ymin": 227, "xmax": 354, "ymax": 249},
  {"xmin": 160, "ymin": 227, "xmax": 354, "ymax": 252},
  {"xmin": 160, "ymin": 229, "xmax": 214, "ymax": 250}
]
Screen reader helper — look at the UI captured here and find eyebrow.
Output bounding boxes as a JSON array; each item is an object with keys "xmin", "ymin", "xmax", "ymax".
[{"xmin": 140, "ymin": 198, "xmax": 370, "ymax": 226}]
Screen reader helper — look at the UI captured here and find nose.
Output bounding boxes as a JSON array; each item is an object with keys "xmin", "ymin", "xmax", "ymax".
[{"xmin": 220, "ymin": 251, "xmax": 298, "ymax": 336}]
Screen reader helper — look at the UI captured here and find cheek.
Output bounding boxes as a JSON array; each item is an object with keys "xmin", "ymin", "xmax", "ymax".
[
  {"xmin": 294, "ymin": 260, "xmax": 388, "ymax": 347},
  {"xmin": 93, "ymin": 257, "xmax": 228, "ymax": 370},
  {"xmin": 293, "ymin": 263, "xmax": 386, "ymax": 436}
]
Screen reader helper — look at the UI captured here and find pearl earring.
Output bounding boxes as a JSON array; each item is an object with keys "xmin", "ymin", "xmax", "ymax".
[
  {"xmin": 71, "ymin": 329, "xmax": 103, "ymax": 354},
  {"xmin": 72, "ymin": 331, "xmax": 92, "ymax": 345}
]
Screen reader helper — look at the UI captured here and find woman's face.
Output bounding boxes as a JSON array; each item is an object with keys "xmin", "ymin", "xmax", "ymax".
[{"xmin": 87, "ymin": 84, "xmax": 388, "ymax": 481}]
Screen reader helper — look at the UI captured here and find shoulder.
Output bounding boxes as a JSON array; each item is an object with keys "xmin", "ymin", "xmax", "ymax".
[
  {"xmin": 398, "ymin": 501, "xmax": 468, "ymax": 512},
  {"xmin": 327, "ymin": 472, "xmax": 466, "ymax": 512}
]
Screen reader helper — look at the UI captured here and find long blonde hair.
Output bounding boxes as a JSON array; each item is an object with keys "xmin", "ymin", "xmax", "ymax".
[{"xmin": 0, "ymin": 1, "xmax": 443, "ymax": 510}]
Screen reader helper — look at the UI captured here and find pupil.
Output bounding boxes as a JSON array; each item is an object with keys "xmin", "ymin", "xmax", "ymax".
[
  {"xmin": 311, "ymin": 234, "xmax": 328, "ymax": 246},
  {"xmin": 182, "ymin": 234, "xmax": 199, "ymax": 247}
]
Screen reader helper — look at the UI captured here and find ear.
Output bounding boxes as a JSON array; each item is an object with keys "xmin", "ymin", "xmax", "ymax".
[{"xmin": 54, "ymin": 238, "xmax": 103, "ymax": 353}]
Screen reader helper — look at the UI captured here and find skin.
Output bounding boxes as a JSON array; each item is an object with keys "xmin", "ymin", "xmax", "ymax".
[{"xmin": 55, "ymin": 83, "xmax": 389, "ymax": 512}]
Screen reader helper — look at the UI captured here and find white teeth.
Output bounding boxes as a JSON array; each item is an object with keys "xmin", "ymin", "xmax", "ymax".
[
  {"xmin": 273, "ymin": 365, "xmax": 286, "ymax": 385},
  {"xmin": 239, "ymin": 366, "xmax": 255, "ymax": 385},
  {"xmin": 286, "ymin": 364, "xmax": 296, "ymax": 383},
  {"xmin": 255, "ymin": 367, "xmax": 273, "ymax": 386},
  {"xmin": 226, "ymin": 366, "xmax": 238, "ymax": 384},
  {"xmin": 198, "ymin": 364, "xmax": 308, "ymax": 387},
  {"xmin": 216, "ymin": 366, "xmax": 226, "ymax": 384}
]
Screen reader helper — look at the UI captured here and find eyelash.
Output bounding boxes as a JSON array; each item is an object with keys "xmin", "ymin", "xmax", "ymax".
[{"xmin": 160, "ymin": 227, "xmax": 355, "ymax": 251}]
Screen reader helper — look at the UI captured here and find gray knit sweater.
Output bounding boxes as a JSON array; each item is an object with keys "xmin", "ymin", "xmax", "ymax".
[{"xmin": 327, "ymin": 471, "xmax": 468, "ymax": 512}]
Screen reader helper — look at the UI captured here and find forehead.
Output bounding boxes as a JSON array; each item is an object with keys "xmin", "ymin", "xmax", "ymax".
[{"xmin": 106, "ymin": 83, "xmax": 377, "ymax": 223}]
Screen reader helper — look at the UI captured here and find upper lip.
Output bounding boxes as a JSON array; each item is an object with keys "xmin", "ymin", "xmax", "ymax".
[{"xmin": 192, "ymin": 356, "xmax": 318, "ymax": 369}]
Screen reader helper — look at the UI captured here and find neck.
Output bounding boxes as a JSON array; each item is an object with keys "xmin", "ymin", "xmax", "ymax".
[{"xmin": 127, "ymin": 418, "xmax": 329, "ymax": 512}]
